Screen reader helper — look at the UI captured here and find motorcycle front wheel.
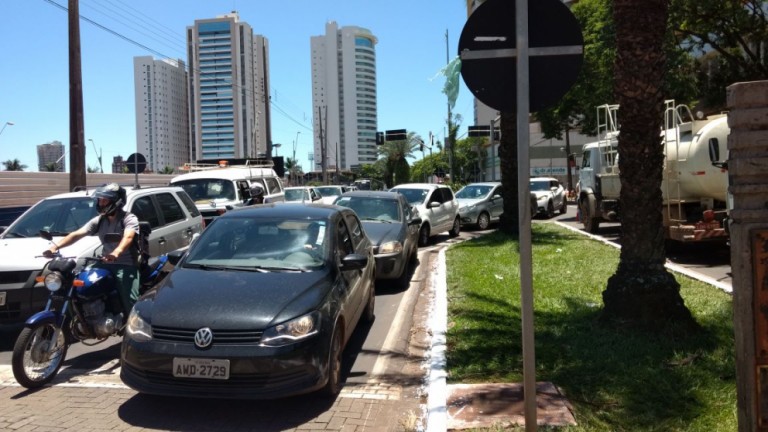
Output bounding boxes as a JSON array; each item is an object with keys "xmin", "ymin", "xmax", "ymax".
[{"xmin": 12, "ymin": 323, "xmax": 69, "ymax": 389}]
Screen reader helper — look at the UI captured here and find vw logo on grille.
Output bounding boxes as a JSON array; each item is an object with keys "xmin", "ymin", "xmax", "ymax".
[{"xmin": 194, "ymin": 327, "xmax": 213, "ymax": 348}]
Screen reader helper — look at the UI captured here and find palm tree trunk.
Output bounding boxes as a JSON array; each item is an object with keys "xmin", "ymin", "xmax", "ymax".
[
  {"xmin": 498, "ymin": 112, "xmax": 520, "ymax": 235},
  {"xmin": 601, "ymin": 0, "xmax": 697, "ymax": 330}
]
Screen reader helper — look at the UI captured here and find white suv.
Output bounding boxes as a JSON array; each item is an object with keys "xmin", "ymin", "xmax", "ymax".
[
  {"xmin": 0, "ymin": 185, "xmax": 204, "ymax": 329},
  {"xmin": 390, "ymin": 183, "xmax": 460, "ymax": 246},
  {"xmin": 530, "ymin": 177, "xmax": 567, "ymax": 218}
]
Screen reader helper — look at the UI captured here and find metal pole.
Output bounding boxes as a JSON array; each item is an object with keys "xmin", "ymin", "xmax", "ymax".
[{"xmin": 516, "ymin": 0, "xmax": 537, "ymax": 430}]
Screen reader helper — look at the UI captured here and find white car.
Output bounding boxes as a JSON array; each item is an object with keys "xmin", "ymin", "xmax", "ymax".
[
  {"xmin": 0, "ymin": 186, "xmax": 204, "ymax": 329},
  {"xmin": 390, "ymin": 183, "xmax": 460, "ymax": 246},
  {"xmin": 284, "ymin": 186, "xmax": 323, "ymax": 203},
  {"xmin": 315, "ymin": 185, "xmax": 353, "ymax": 205},
  {"xmin": 530, "ymin": 177, "xmax": 567, "ymax": 218}
]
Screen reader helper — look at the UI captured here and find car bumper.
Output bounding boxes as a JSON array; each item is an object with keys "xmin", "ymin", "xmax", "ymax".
[
  {"xmin": 120, "ymin": 331, "xmax": 332, "ymax": 400},
  {"xmin": 0, "ymin": 273, "xmax": 47, "ymax": 328},
  {"xmin": 374, "ymin": 252, "xmax": 408, "ymax": 280},
  {"xmin": 458, "ymin": 209, "xmax": 478, "ymax": 225}
]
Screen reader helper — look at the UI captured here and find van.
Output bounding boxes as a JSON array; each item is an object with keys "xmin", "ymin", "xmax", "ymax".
[{"xmin": 170, "ymin": 160, "xmax": 284, "ymax": 225}]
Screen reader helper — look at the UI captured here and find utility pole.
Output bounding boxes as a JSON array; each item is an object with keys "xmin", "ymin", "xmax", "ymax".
[
  {"xmin": 335, "ymin": 141, "xmax": 340, "ymax": 184},
  {"xmin": 446, "ymin": 29, "xmax": 454, "ymax": 183},
  {"xmin": 68, "ymin": 0, "xmax": 86, "ymax": 190},
  {"xmin": 319, "ymin": 106, "xmax": 327, "ymax": 184}
]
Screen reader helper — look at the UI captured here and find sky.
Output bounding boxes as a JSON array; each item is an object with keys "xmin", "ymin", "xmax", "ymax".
[{"xmin": 0, "ymin": 0, "xmax": 477, "ymax": 172}]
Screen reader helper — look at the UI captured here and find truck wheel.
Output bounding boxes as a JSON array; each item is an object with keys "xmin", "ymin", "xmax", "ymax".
[{"xmin": 580, "ymin": 195, "xmax": 601, "ymax": 233}]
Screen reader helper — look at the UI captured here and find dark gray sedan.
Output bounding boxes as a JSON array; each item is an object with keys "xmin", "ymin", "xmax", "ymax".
[
  {"xmin": 333, "ymin": 191, "xmax": 421, "ymax": 289},
  {"xmin": 120, "ymin": 203, "xmax": 376, "ymax": 399}
]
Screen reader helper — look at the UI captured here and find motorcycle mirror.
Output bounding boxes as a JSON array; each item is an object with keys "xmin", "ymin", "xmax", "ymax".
[{"xmin": 39, "ymin": 230, "xmax": 53, "ymax": 241}]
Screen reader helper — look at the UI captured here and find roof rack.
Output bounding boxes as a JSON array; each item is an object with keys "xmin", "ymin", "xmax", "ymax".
[{"xmin": 179, "ymin": 158, "xmax": 275, "ymax": 172}]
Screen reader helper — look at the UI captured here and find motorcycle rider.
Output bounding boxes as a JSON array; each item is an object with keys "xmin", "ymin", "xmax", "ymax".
[
  {"xmin": 43, "ymin": 183, "xmax": 140, "ymax": 316},
  {"xmin": 246, "ymin": 183, "xmax": 265, "ymax": 205}
]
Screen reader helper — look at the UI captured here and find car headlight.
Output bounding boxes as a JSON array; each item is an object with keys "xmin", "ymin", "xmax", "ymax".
[
  {"xmin": 44, "ymin": 272, "xmax": 64, "ymax": 292},
  {"xmin": 261, "ymin": 311, "xmax": 320, "ymax": 347},
  {"xmin": 378, "ymin": 240, "xmax": 403, "ymax": 254},
  {"xmin": 126, "ymin": 308, "xmax": 153, "ymax": 342}
]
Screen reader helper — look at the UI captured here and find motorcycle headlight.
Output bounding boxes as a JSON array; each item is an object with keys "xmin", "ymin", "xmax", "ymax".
[
  {"xmin": 126, "ymin": 309, "xmax": 153, "ymax": 342},
  {"xmin": 261, "ymin": 312, "xmax": 320, "ymax": 347},
  {"xmin": 44, "ymin": 272, "xmax": 64, "ymax": 292},
  {"xmin": 378, "ymin": 240, "xmax": 403, "ymax": 254}
]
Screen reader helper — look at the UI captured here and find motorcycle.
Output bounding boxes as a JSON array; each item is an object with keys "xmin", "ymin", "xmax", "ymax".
[{"xmin": 11, "ymin": 230, "xmax": 168, "ymax": 389}]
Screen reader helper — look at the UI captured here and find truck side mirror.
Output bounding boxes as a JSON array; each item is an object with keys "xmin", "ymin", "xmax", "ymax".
[{"xmin": 708, "ymin": 138, "xmax": 728, "ymax": 170}]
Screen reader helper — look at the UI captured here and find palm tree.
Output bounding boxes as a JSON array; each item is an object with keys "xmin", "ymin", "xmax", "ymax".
[
  {"xmin": 378, "ymin": 132, "xmax": 419, "ymax": 188},
  {"xmin": 601, "ymin": 0, "xmax": 697, "ymax": 330},
  {"xmin": 160, "ymin": 166, "xmax": 175, "ymax": 175},
  {"xmin": 42, "ymin": 162, "xmax": 58, "ymax": 172},
  {"xmin": 3, "ymin": 159, "xmax": 27, "ymax": 171},
  {"xmin": 285, "ymin": 157, "xmax": 303, "ymax": 185}
]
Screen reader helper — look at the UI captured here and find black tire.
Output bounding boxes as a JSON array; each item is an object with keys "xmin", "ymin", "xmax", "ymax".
[
  {"xmin": 363, "ymin": 283, "xmax": 376, "ymax": 322},
  {"xmin": 418, "ymin": 224, "xmax": 430, "ymax": 247},
  {"xmin": 449, "ymin": 217, "xmax": 461, "ymax": 237},
  {"xmin": 12, "ymin": 323, "xmax": 68, "ymax": 389},
  {"xmin": 546, "ymin": 201, "xmax": 555, "ymax": 219},
  {"xmin": 559, "ymin": 199, "xmax": 567, "ymax": 215},
  {"xmin": 322, "ymin": 326, "xmax": 343, "ymax": 397},
  {"xmin": 579, "ymin": 195, "xmax": 601, "ymax": 234},
  {"xmin": 476, "ymin": 212, "xmax": 490, "ymax": 230}
]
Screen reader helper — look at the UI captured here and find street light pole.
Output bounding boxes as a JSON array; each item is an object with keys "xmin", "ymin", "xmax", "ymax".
[
  {"xmin": 88, "ymin": 138, "xmax": 103, "ymax": 173},
  {"xmin": 0, "ymin": 121, "xmax": 14, "ymax": 136},
  {"xmin": 292, "ymin": 131, "xmax": 301, "ymax": 185}
]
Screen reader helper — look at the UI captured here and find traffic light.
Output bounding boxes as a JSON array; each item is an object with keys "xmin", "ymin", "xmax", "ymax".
[{"xmin": 385, "ymin": 129, "xmax": 407, "ymax": 141}]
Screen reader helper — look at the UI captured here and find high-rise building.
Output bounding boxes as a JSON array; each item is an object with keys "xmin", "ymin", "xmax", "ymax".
[
  {"xmin": 186, "ymin": 12, "xmax": 271, "ymax": 162},
  {"xmin": 134, "ymin": 56, "xmax": 190, "ymax": 173},
  {"xmin": 310, "ymin": 21, "xmax": 378, "ymax": 172},
  {"xmin": 37, "ymin": 141, "xmax": 65, "ymax": 172}
]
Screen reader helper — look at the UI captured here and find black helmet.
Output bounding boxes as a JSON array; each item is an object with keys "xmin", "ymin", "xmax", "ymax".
[
  {"xmin": 94, "ymin": 183, "xmax": 126, "ymax": 216},
  {"xmin": 250, "ymin": 184, "xmax": 264, "ymax": 197}
]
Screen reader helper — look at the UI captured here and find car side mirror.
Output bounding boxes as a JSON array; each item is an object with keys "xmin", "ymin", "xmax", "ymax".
[
  {"xmin": 428, "ymin": 201, "xmax": 441, "ymax": 209},
  {"xmin": 340, "ymin": 253, "xmax": 368, "ymax": 271},
  {"xmin": 39, "ymin": 230, "xmax": 53, "ymax": 241},
  {"xmin": 167, "ymin": 248, "xmax": 186, "ymax": 266}
]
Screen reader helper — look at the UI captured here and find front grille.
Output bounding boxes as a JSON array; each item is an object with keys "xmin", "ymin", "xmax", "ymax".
[
  {"xmin": 0, "ymin": 270, "xmax": 36, "ymax": 285},
  {"xmin": 153, "ymin": 326, "xmax": 263, "ymax": 344}
]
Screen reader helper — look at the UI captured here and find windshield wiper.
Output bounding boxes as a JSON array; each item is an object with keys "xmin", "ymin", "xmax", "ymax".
[
  {"xmin": 183, "ymin": 263, "xmax": 229, "ymax": 271},
  {"xmin": 4, "ymin": 232, "xmax": 27, "ymax": 238},
  {"xmin": 252, "ymin": 265, "xmax": 309, "ymax": 273},
  {"xmin": 47, "ymin": 231, "xmax": 71, "ymax": 237}
]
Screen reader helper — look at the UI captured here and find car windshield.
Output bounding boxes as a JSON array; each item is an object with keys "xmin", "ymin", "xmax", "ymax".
[
  {"xmin": 334, "ymin": 196, "xmax": 401, "ymax": 222},
  {"xmin": 174, "ymin": 179, "xmax": 236, "ymax": 202},
  {"xmin": 393, "ymin": 188, "xmax": 429, "ymax": 206},
  {"xmin": 184, "ymin": 217, "xmax": 328, "ymax": 271},
  {"xmin": 316, "ymin": 186, "xmax": 342, "ymax": 197},
  {"xmin": 530, "ymin": 181, "xmax": 552, "ymax": 192},
  {"xmin": 4, "ymin": 197, "xmax": 97, "ymax": 238},
  {"xmin": 285, "ymin": 189, "xmax": 309, "ymax": 202},
  {"xmin": 456, "ymin": 185, "xmax": 492, "ymax": 199}
]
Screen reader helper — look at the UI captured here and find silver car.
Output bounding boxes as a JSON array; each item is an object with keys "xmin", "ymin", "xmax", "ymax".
[{"xmin": 456, "ymin": 182, "xmax": 504, "ymax": 230}]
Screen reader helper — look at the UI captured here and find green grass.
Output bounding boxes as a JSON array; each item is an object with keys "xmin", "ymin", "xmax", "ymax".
[{"xmin": 446, "ymin": 223, "xmax": 736, "ymax": 432}]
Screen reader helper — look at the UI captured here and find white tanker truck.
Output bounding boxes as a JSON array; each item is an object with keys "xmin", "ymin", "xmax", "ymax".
[{"xmin": 577, "ymin": 100, "xmax": 730, "ymax": 243}]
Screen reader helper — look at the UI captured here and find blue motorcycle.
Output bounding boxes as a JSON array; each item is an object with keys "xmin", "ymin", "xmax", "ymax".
[{"xmin": 11, "ymin": 231, "xmax": 168, "ymax": 389}]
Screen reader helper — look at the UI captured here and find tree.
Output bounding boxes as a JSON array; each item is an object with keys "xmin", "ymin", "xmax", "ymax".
[
  {"xmin": 670, "ymin": 0, "xmax": 767, "ymax": 110},
  {"xmin": 378, "ymin": 132, "xmax": 420, "ymax": 188},
  {"xmin": 411, "ymin": 151, "xmax": 449, "ymax": 183},
  {"xmin": 160, "ymin": 166, "xmax": 175, "ymax": 175},
  {"xmin": 3, "ymin": 159, "xmax": 27, "ymax": 171},
  {"xmin": 42, "ymin": 163, "xmax": 58, "ymax": 172},
  {"xmin": 285, "ymin": 157, "xmax": 303, "ymax": 185},
  {"xmin": 87, "ymin": 165, "xmax": 99, "ymax": 173},
  {"xmin": 601, "ymin": 0, "xmax": 697, "ymax": 330},
  {"xmin": 497, "ymin": 112, "xmax": 520, "ymax": 235}
]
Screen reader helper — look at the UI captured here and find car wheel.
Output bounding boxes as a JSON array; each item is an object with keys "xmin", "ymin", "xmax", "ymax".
[
  {"xmin": 476, "ymin": 212, "xmax": 490, "ymax": 230},
  {"xmin": 449, "ymin": 217, "xmax": 461, "ymax": 237},
  {"xmin": 418, "ymin": 224, "xmax": 430, "ymax": 247},
  {"xmin": 363, "ymin": 283, "xmax": 375, "ymax": 322},
  {"xmin": 546, "ymin": 201, "xmax": 555, "ymax": 219},
  {"xmin": 560, "ymin": 198, "xmax": 567, "ymax": 215},
  {"xmin": 322, "ymin": 325, "xmax": 343, "ymax": 397}
]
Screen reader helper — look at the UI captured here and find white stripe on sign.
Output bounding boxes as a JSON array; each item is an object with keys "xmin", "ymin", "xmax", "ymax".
[{"xmin": 461, "ymin": 45, "xmax": 584, "ymax": 60}]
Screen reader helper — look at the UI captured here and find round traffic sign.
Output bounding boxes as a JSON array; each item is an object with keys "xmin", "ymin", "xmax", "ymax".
[
  {"xmin": 459, "ymin": 0, "xmax": 584, "ymax": 112},
  {"xmin": 126, "ymin": 153, "xmax": 147, "ymax": 174}
]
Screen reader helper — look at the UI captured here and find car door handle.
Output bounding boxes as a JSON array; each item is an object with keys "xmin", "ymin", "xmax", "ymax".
[{"xmin": 158, "ymin": 237, "xmax": 166, "ymax": 245}]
